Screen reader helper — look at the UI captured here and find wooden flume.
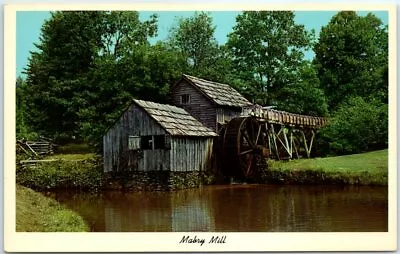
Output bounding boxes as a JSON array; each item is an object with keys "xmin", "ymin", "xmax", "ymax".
[{"xmin": 219, "ymin": 104, "xmax": 328, "ymax": 180}]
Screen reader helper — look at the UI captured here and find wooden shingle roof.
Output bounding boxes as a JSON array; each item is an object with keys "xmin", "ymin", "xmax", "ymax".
[
  {"xmin": 182, "ymin": 74, "xmax": 252, "ymax": 107},
  {"xmin": 133, "ymin": 99, "xmax": 217, "ymax": 137}
]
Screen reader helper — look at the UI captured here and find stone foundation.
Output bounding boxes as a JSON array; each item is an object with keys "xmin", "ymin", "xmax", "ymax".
[{"xmin": 103, "ymin": 170, "xmax": 215, "ymax": 191}]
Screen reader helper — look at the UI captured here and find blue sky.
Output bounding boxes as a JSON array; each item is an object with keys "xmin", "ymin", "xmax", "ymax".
[{"xmin": 16, "ymin": 11, "xmax": 388, "ymax": 77}]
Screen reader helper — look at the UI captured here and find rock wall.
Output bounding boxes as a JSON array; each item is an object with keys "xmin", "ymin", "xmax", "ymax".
[{"xmin": 104, "ymin": 170, "xmax": 215, "ymax": 191}]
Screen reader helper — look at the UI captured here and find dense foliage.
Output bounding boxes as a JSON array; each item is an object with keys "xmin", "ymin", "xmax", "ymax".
[
  {"xmin": 226, "ymin": 11, "xmax": 315, "ymax": 105},
  {"xmin": 314, "ymin": 11, "xmax": 388, "ymax": 110},
  {"xmin": 16, "ymin": 157, "xmax": 103, "ymax": 191},
  {"xmin": 318, "ymin": 97, "xmax": 388, "ymax": 155},
  {"xmin": 18, "ymin": 10, "xmax": 388, "ymax": 155}
]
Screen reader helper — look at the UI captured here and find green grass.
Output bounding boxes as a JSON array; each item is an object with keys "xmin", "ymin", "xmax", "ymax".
[
  {"xmin": 45, "ymin": 153, "xmax": 96, "ymax": 160},
  {"xmin": 270, "ymin": 149, "xmax": 388, "ymax": 173},
  {"xmin": 266, "ymin": 149, "xmax": 388, "ymax": 185},
  {"xmin": 55, "ymin": 143, "xmax": 93, "ymax": 154},
  {"xmin": 16, "ymin": 185, "xmax": 89, "ymax": 232}
]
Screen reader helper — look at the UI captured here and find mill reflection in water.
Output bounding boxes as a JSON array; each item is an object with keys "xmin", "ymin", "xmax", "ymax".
[{"xmin": 50, "ymin": 185, "xmax": 388, "ymax": 232}]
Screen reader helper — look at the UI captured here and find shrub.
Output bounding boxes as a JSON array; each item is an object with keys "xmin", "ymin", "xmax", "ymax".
[
  {"xmin": 318, "ymin": 97, "xmax": 388, "ymax": 155},
  {"xmin": 16, "ymin": 157, "xmax": 103, "ymax": 191}
]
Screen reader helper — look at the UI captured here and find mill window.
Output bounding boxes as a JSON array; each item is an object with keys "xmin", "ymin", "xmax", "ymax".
[
  {"xmin": 140, "ymin": 135, "xmax": 153, "ymax": 150},
  {"xmin": 140, "ymin": 135, "xmax": 171, "ymax": 150},
  {"xmin": 128, "ymin": 136, "xmax": 140, "ymax": 150},
  {"xmin": 154, "ymin": 135, "xmax": 165, "ymax": 149},
  {"xmin": 180, "ymin": 94, "xmax": 191, "ymax": 104}
]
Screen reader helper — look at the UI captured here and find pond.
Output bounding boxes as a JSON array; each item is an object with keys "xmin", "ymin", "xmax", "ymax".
[{"xmin": 48, "ymin": 184, "xmax": 388, "ymax": 232}]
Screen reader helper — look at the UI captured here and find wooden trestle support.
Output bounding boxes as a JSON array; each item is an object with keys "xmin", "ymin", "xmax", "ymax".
[
  {"xmin": 242, "ymin": 105, "xmax": 327, "ymax": 160},
  {"xmin": 264, "ymin": 122, "xmax": 316, "ymax": 160}
]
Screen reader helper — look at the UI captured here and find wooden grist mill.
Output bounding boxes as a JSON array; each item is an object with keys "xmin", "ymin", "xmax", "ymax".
[
  {"xmin": 218, "ymin": 105, "xmax": 328, "ymax": 180},
  {"xmin": 104, "ymin": 74, "xmax": 328, "ymax": 183}
]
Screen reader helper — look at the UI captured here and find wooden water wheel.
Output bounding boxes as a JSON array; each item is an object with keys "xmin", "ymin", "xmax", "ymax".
[{"xmin": 220, "ymin": 117, "xmax": 269, "ymax": 180}]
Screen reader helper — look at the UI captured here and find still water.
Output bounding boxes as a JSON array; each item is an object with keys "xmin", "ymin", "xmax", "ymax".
[{"xmin": 49, "ymin": 185, "xmax": 388, "ymax": 232}]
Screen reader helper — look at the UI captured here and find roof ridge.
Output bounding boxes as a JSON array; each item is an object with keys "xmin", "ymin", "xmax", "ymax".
[
  {"xmin": 182, "ymin": 74, "xmax": 252, "ymax": 107},
  {"xmin": 133, "ymin": 98, "xmax": 181, "ymax": 108},
  {"xmin": 183, "ymin": 74, "xmax": 232, "ymax": 89}
]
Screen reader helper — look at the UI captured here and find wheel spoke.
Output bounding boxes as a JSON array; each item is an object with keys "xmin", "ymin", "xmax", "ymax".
[
  {"xmin": 255, "ymin": 125, "xmax": 262, "ymax": 145},
  {"xmin": 243, "ymin": 132, "xmax": 255, "ymax": 148},
  {"xmin": 250, "ymin": 121, "xmax": 255, "ymax": 140},
  {"xmin": 239, "ymin": 149, "xmax": 253, "ymax": 155},
  {"xmin": 245, "ymin": 154, "xmax": 253, "ymax": 176}
]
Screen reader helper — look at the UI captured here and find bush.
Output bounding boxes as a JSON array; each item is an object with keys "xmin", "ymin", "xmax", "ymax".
[
  {"xmin": 16, "ymin": 157, "xmax": 103, "ymax": 191},
  {"xmin": 318, "ymin": 97, "xmax": 388, "ymax": 155}
]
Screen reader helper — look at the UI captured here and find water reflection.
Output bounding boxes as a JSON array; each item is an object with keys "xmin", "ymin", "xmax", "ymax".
[{"xmin": 49, "ymin": 185, "xmax": 387, "ymax": 232}]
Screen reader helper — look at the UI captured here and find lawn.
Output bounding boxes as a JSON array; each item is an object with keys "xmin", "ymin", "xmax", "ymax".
[
  {"xmin": 44, "ymin": 153, "xmax": 96, "ymax": 161},
  {"xmin": 266, "ymin": 149, "xmax": 388, "ymax": 185},
  {"xmin": 16, "ymin": 185, "xmax": 89, "ymax": 232},
  {"xmin": 270, "ymin": 149, "xmax": 388, "ymax": 174}
]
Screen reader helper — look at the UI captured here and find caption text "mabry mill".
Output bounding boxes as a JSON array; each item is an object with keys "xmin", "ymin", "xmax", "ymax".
[{"xmin": 179, "ymin": 235, "xmax": 227, "ymax": 246}]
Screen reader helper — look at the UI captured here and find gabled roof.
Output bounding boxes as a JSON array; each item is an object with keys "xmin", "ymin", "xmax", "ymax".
[
  {"xmin": 182, "ymin": 74, "xmax": 252, "ymax": 107},
  {"xmin": 133, "ymin": 99, "xmax": 217, "ymax": 137}
]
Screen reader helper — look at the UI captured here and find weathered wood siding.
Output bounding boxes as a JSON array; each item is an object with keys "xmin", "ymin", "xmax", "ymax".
[
  {"xmin": 216, "ymin": 107, "xmax": 242, "ymax": 125},
  {"xmin": 103, "ymin": 104, "xmax": 169, "ymax": 173},
  {"xmin": 172, "ymin": 80, "xmax": 217, "ymax": 131},
  {"xmin": 170, "ymin": 137, "xmax": 213, "ymax": 172},
  {"xmin": 104, "ymin": 103, "xmax": 214, "ymax": 173}
]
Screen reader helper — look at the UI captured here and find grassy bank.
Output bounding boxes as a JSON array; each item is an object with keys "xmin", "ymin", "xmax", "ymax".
[
  {"xmin": 266, "ymin": 149, "xmax": 388, "ymax": 185},
  {"xmin": 16, "ymin": 185, "xmax": 89, "ymax": 232}
]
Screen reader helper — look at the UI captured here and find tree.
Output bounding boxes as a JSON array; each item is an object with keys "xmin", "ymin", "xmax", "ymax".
[
  {"xmin": 16, "ymin": 76, "xmax": 38, "ymax": 140},
  {"xmin": 24, "ymin": 11, "xmax": 158, "ymax": 142},
  {"xmin": 276, "ymin": 62, "xmax": 328, "ymax": 116},
  {"xmin": 25, "ymin": 11, "xmax": 105, "ymax": 139},
  {"xmin": 99, "ymin": 11, "xmax": 158, "ymax": 57},
  {"xmin": 314, "ymin": 11, "xmax": 388, "ymax": 110},
  {"xmin": 226, "ymin": 11, "xmax": 313, "ymax": 106},
  {"xmin": 168, "ymin": 12, "xmax": 223, "ymax": 79}
]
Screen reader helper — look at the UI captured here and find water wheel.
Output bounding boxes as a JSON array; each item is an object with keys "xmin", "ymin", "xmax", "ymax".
[{"xmin": 221, "ymin": 117, "xmax": 269, "ymax": 180}]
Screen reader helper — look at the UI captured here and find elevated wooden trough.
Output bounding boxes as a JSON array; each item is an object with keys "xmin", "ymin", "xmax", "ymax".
[
  {"xmin": 218, "ymin": 104, "xmax": 328, "ymax": 180},
  {"xmin": 241, "ymin": 105, "xmax": 328, "ymax": 128}
]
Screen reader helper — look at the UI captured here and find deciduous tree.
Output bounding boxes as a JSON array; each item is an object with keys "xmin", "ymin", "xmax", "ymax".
[
  {"xmin": 168, "ymin": 12, "xmax": 229, "ymax": 81},
  {"xmin": 24, "ymin": 11, "xmax": 159, "ymax": 143},
  {"xmin": 226, "ymin": 11, "xmax": 313, "ymax": 106},
  {"xmin": 314, "ymin": 11, "xmax": 388, "ymax": 110}
]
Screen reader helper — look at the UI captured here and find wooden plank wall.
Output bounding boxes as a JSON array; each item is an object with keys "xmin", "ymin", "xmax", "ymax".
[
  {"xmin": 171, "ymin": 81, "xmax": 217, "ymax": 131},
  {"xmin": 170, "ymin": 137, "xmax": 213, "ymax": 172},
  {"xmin": 103, "ymin": 104, "xmax": 168, "ymax": 172}
]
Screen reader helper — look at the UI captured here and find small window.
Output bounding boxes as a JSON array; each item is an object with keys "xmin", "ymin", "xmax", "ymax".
[
  {"xmin": 141, "ymin": 136, "xmax": 153, "ymax": 150},
  {"xmin": 128, "ymin": 136, "xmax": 140, "ymax": 150},
  {"xmin": 140, "ymin": 135, "xmax": 171, "ymax": 150},
  {"xmin": 154, "ymin": 135, "xmax": 165, "ymax": 149},
  {"xmin": 180, "ymin": 94, "xmax": 191, "ymax": 104}
]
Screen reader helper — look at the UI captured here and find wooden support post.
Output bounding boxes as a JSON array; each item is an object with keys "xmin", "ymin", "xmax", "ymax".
[
  {"xmin": 270, "ymin": 124, "xmax": 280, "ymax": 160},
  {"xmin": 309, "ymin": 130, "xmax": 315, "ymax": 157},
  {"xmin": 301, "ymin": 129, "xmax": 315, "ymax": 158},
  {"xmin": 272, "ymin": 125, "xmax": 292, "ymax": 159},
  {"xmin": 282, "ymin": 127, "xmax": 292, "ymax": 158},
  {"xmin": 290, "ymin": 130, "xmax": 293, "ymax": 158},
  {"xmin": 293, "ymin": 136, "xmax": 300, "ymax": 159}
]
